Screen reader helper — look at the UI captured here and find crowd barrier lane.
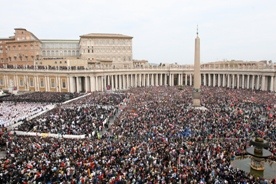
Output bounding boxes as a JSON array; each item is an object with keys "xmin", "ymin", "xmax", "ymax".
[
  {"xmin": 9, "ymin": 131, "xmax": 86, "ymax": 139},
  {"xmin": 61, "ymin": 93, "xmax": 91, "ymax": 105}
]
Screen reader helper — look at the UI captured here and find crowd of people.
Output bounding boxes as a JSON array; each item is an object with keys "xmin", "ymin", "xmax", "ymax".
[
  {"xmin": 1, "ymin": 92, "xmax": 83, "ymax": 103},
  {"xmin": 0, "ymin": 86, "xmax": 275, "ymax": 183},
  {"xmin": 16, "ymin": 92, "xmax": 126, "ymax": 136},
  {"xmin": 0, "ymin": 101, "xmax": 49, "ymax": 127}
]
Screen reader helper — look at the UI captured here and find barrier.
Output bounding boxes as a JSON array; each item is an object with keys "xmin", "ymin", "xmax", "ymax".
[{"xmin": 10, "ymin": 131, "xmax": 86, "ymax": 139}]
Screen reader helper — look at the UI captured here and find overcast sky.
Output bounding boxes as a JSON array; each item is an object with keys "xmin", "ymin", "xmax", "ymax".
[{"xmin": 0, "ymin": 0, "xmax": 275, "ymax": 64}]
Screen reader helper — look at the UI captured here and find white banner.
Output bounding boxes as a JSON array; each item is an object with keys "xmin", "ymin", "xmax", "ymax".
[{"xmin": 10, "ymin": 131, "xmax": 86, "ymax": 139}]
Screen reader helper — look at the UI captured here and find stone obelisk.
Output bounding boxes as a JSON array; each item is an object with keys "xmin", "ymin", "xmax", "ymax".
[{"xmin": 192, "ymin": 27, "xmax": 201, "ymax": 107}]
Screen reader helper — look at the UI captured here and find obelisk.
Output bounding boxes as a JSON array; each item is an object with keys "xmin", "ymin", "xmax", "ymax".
[{"xmin": 192, "ymin": 27, "xmax": 201, "ymax": 107}]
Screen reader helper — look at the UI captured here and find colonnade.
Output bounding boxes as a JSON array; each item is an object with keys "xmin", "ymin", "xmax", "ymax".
[
  {"xmin": 68, "ymin": 72, "xmax": 276, "ymax": 92},
  {"xmin": 202, "ymin": 73, "xmax": 275, "ymax": 91},
  {"xmin": 1, "ymin": 69, "xmax": 276, "ymax": 93},
  {"xmin": 69, "ymin": 73, "xmax": 196, "ymax": 92}
]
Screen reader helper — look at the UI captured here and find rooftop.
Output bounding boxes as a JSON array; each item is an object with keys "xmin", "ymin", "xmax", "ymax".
[{"xmin": 80, "ymin": 33, "xmax": 133, "ymax": 39}]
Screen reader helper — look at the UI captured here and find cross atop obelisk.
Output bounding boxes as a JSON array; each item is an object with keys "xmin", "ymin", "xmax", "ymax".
[{"xmin": 192, "ymin": 26, "xmax": 201, "ymax": 107}]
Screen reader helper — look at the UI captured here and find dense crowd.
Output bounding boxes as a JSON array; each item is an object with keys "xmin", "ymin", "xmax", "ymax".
[
  {"xmin": 0, "ymin": 86, "xmax": 275, "ymax": 183},
  {"xmin": 16, "ymin": 92, "xmax": 126, "ymax": 136},
  {"xmin": 2, "ymin": 92, "xmax": 83, "ymax": 103}
]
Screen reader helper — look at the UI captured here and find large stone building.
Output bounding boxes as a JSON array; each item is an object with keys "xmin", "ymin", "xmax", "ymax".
[
  {"xmin": 1, "ymin": 28, "xmax": 134, "ymax": 68},
  {"xmin": 0, "ymin": 28, "xmax": 41, "ymax": 65},
  {"xmin": 79, "ymin": 33, "xmax": 133, "ymax": 64}
]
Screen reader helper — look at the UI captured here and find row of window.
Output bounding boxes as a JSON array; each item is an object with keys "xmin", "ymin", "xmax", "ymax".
[
  {"xmin": 86, "ymin": 46, "xmax": 131, "ymax": 52},
  {"xmin": 82, "ymin": 39, "xmax": 131, "ymax": 46},
  {"xmin": 42, "ymin": 43, "xmax": 79, "ymax": 49},
  {"xmin": 5, "ymin": 44, "xmax": 39, "ymax": 50},
  {"xmin": 42, "ymin": 50, "xmax": 79, "ymax": 53},
  {"xmin": 84, "ymin": 47, "xmax": 131, "ymax": 54},
  {"xmin": 16, "ymin": 37, "xmax": 29, "ymax": 41}
]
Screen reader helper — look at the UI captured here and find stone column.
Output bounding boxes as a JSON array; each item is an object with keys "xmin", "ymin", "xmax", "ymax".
[
  {"xmin": 247, "ymin": 75, "xmax": 250, "ymax": 89},
  {"xmin": 122, "ymin": 74, "xmax": 125, "ymax": 89},
  {"xmin": 227, "ymin": 74, "xmax": 230, "ymax": 88},
  {"xmin": 44, "ymin": 75, "xmax": 50, "ymax": 91},
  {"xmin": 270, "ymin": 76, "xmax": 274, "ymax": 92},
  {"xmin": 146, "ymin": 74, "xmax": 149, "ymax": 86},
  {"xmin": 232, "ymin": 74, "xmax": 235, "ymax": 88},
  {"xmin": 69, "ymin": 76, "xmax": 74, "ymax": 92},
  {"xmin": 130, "ymin": 74, "xmax": 133, "ymax": 87},
  {"xmin": 95, "ymin": 76, "xmax": 98, "ymax": 91},
  {"xmin": 55, "ymin": 76, "xmax": 58, "ymax": 92},
  {"xmin": 134, "ymin": 74, "xmax": 137, "ymax": 87},
  {"xmin": 126, "ymin": 74, "xmax": 129, "ymax": 89},
  {"xmin": 151, "ymin": 74, "xmax": 154, "ymax": 86},
  {"xmin": 251, "ymin": 75, "xmax": 255, "ymax": 90},
  {"xmin": 38, "ymin": 76, "xmax": 41, "ymax": 91},
  {"xmin": 118, "ymin": 75, "xmax": 122, "ymax": 90},
  {"xmin": 236, "ymin": 75, "xmax": 240, "ymax": 89},
  {"xmin": 222, "ymin": 74, "xmax": 226, "ymax": 87},
  {"xmin": 170, "ymin": 74, "xmax": 171, "ymax": 86},
  {"xmin": 160, "ymin": 74, "xmax": 163, "ymax": 86},
  {"xmin": 144, "ymin": 74, "xmax": 147, "ymax": 87},
  {"xmin": 102, "ymin": 76, "xmax": 105, "ymax": 91},
  {"xmin": 242, "ymin": 75, "xmax": 245, "ymax": 89},
  {"xmin": 66, "ymin": 76, "xmax": 70, "ymax": 92},
  {"xmin": 138, "ymin": 74, "xmax": 141, "ymax": 87},
  {"xmin": 218, "ymin": 74, "xmax": 221, "ymax": 87},
  {"xmin": 256, "ymin": 75, "xmax": 260, "ymax": 90},
  {"xmin": 273, "ymin": 76, "xmax": 276, "ymax": 92},
  {"xmin": 107, "ymin": 75, "xmax": 110, "ymax": 86},
  {"xmin": 213, "ymin": 74, "xmax": 216, "ymax": 87},
  {"xmin": 110, "ymin": 75, "xmax": 114, "ymax": 90},
  {"xmin": 261, "ymin": 75, "xmax": 266, "ymax": 91},
  {"xmin": 75, "ymin": 77, "xmax": 79, "ymax": 92},
  {"xmin": 208, "ymin": 74, "xmax": 211, "ymax": 86},
  {"xmin": 115, "ymin": 75, "xmax": 118, "ymax": 90},
  {"xmin": 58, "ymin": 76, "xmax": 61, "ymax": 92},
  {"xmin": 34, "ymin": 76, "xmax": 38, "ymax": 91},
  {"xmin": 185, "ymin": 74, "xmax": 188, "ymax": 85},
  {"xmin": 90, "ymin": 76, "xmax": 95, "ymax": 91}
]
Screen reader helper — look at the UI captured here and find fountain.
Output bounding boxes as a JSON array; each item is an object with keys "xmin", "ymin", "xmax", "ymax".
[
  {"xmin": 246, "ymin": 137, "xmax": 272, "ymax": 171},
  {"xmin": 231, "ymin": 136, "xmax": 276, "ymax": 179}
]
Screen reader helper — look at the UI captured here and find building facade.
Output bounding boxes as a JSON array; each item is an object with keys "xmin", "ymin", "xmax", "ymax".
[
  {"xmin": 0, "ymin": 28, "xmax": 41, "ymax": 65},
  {"xmin": 0, "ymin": 63, "xmax": 275, "ymax": 93},
  {"xmin": 1, "ymin": 28, "xmax": 133, "ymax": 68},
  {"xmin": 79, "ymin": 33, "xmax": 133, "ymax": 64},
  {"xmin": 41, "ymin": 39, "xmax": 79, "ymax": 58}
]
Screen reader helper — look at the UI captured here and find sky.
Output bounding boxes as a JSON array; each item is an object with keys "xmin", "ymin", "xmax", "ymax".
[{"xmin": 0, "ymin": 0, "xmax": 275, "ymax": 64}]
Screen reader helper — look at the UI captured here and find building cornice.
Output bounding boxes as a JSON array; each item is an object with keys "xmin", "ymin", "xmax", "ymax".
[{"xmin": 80, "ymin": 33, "xmax": 133, "ymax": 39}]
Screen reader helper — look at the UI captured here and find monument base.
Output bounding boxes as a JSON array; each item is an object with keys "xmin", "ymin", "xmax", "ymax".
[
  {"xmin": 192, "ymin": 105, "xmax": 208, "ymax": 111},
  {"xmin": 192, "ymin": 99, "xmax": 201, "ymax": 107}
]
